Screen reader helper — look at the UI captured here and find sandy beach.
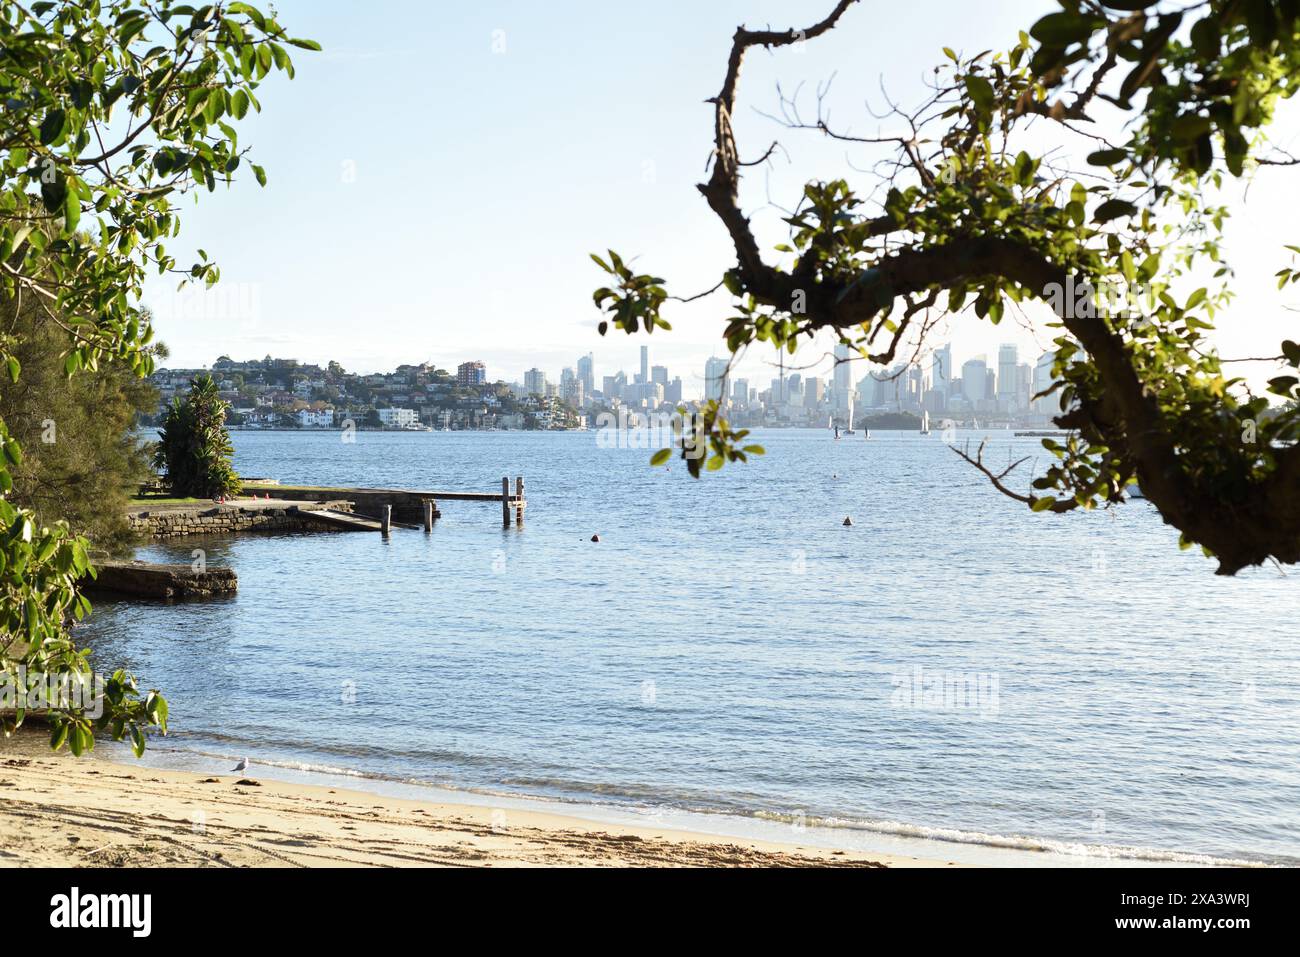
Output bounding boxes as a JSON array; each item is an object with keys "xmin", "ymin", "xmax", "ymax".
[{"xmin": 0, "ymin": 745, "xmax": 945, "ymax": 868}]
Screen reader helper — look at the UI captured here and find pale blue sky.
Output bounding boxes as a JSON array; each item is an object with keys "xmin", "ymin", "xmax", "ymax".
[{"xmin": 144, "ymin": 0, "xmax": 1300, "ymax": 395}]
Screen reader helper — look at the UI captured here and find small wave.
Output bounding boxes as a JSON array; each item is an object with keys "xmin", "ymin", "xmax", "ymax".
[
  {"xmin": 143, "ymin": 739, "xmax": 1285, "ymax": 867},
  {"xmin": 747, "ymin": 809, "xmax": 1276, "ymax": 867}
]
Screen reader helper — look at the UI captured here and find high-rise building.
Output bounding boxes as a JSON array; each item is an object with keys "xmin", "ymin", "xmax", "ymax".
[
  {"xmin": 705, "ymin": 357, "xmax": 729, "ymax": 403},
  {"xmin": 651, "ymin": 365, "xmax": 668, "ymax": 386},
  {"xmin": 855, "ymin": 373, "xmax": 876, "ymax": 407},
  {"xmin": 560, "ymin": 367, "xmax": 584, "ymax": 407},
  {"xmin": 639, "ymin": 346, "xmax": 649, "ymax": 385},
  {"xmin": 906, "ymin": 364, "xmax": 924, "ymax": 412},
  {"xmin": 962, "ymin": 358, "xmax": 989, "ymax": 402},
  {"xmin": 577, "ymin": 353, "xmax": 595, "ymax": 397},
  {"xmin": 803, "ymin": 376, "xmax": 824, "ymax": 409},
  {"xmin": 1033, "ymin": 351, "xmax": 1057, "ymax": 415},
  {"xmin": 997, "ymin": 344, "xmax": 1019, "ymax": 402},
  {"xmin": 457, "ymin": 361, "xmax": 486, "ymax": 387},
  {"xmin": 524, "ymin": 368, "xmax": 546, "ymax": 396},
  {"xmin": 665, "ymin": 377, "xmax": 683, "ymax": 405},
  {"xmin": 932, "ymin": 344, "xmax": 952, "ymax": 397},
  {"xmin": 732, "ymin": 378, "xmax": 749, "ymax": 406},
  {"xmin": 771, "ymin": 377, "xmax": 786, "ymax": 406}
]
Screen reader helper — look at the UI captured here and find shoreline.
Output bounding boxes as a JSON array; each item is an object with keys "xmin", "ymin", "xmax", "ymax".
[
  {"xmin": 110, "ymin": 739, "xmax": 1271, "ymax": 868},
  {"xmin": 0, "ymin": 739, "xmax": 941, "ymax": 868},
  {"xmin": 2, "ymin": 735, "xmax": 1259, "ymax": 868}
]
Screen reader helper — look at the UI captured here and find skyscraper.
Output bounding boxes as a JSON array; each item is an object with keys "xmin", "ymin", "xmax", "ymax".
[
  {"xmin": 639, "ymin": 345, "xmax": 649, "ymax": 385},
  {"xmin": 577, "ymin": 353, "xmax": 594, "ymax": 397},
  {"xmin": 524, "ymin": 368, "xmax": 546, "ymax": 396},
  {"xmin": 804, "ymin": 376, "xmax": 824, "ymax": 409},
  {"xmin": 771, "ymin": 377, "xmax": 787, "ymax": 406},
  {"xmin": 962, "ymin": 357, "xmax": 989, "ymax": 402},
  {"xmin": 932, "ymin": 344, "xmax": 952, "ymax": 397},
  {"xmin": 704, "ymin": 357, "xmax": 729, "ymax": 403},
  {"xmin": 997, "ymin": 344, "xmax": 1019, "ymax": 402},
  {"xmin": 603, "ymin": 371, "xmax": 626, "ymax": 398},
  {"xmin": 732, "ymin": 378, "xmax": 749, "ymax": 406},
  {"xmin": 1033, "ymin": 351, "xmax": 1057, "ymax": 414}
]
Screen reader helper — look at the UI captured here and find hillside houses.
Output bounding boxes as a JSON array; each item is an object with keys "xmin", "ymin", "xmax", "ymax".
[{"xmin": 149, "ymin": 355, "xmax": 582, "ymax": 431}]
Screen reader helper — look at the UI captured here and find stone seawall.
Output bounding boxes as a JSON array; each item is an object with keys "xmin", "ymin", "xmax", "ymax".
[
  {"xmin": 85, "ymin": 560, "xmax": 238, "ymax": 599},
  {"xmin": 128, "ymin": 500, "xmax": 356, "ymax": 540}
]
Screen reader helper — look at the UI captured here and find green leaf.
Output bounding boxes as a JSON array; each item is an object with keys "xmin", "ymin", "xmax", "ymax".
[
  {"xmin": 965, "ymin": 75, "xmax": 995, "ymax": 115},
  {"xmin": 63, "ymin": 189, "xmax": 80, "ymax": 235},
  {"xmin": 1093, "ymin": 199, "xmax": 1138, "ymax": 224},
  {"xmin": 649, "ymin": 448, "xmax": 672, "ymax": 466},
  {"xmin": 1030, "ymin": 12, "xmax": 1103, "ymax": 46},
  {"xmin": 1086, "ymin": 148, "xmax": 1128, "ymax": 166},
  {"xmin": 39, "ymin": 109, "xmax": 67, "ymax": 146},
  {"xmin": 1267, "ymin": 375, "xmax": 1298, "ymax": 396},
  {"xmin": 1031, "ymin": 496, "xmax": 1057, "ymax": 512}
]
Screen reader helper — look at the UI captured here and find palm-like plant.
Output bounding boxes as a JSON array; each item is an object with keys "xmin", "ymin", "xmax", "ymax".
[{"xmin": 153, "ymin": 375, "xmax": 241, "ymax": 499}]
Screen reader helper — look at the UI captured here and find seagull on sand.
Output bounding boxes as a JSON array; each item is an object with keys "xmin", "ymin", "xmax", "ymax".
[{"xmin": 230, "ymin": 757, "xmax": 249, "ymax": 775}]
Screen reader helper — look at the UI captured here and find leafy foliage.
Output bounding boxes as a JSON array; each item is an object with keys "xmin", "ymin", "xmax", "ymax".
[
  {"xmin": 0, "ymin": 0, "xmax": 313, "ymax": 752},
  {"xmin": 1, "ymin": 285, "xmax": 158, "ymax": 554},
  {"xmin": 153, "ymin": 374, "xmax": 240, "ymax": 498},
  {"xmin": 590, "ymin": 0, "xmax": 1300, "ymax": 575},
  {"xmin": 591, "ymin": 250, "xmax": 671, "ymax": 336}
]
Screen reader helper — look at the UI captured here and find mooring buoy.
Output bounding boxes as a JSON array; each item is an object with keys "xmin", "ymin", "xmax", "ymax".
[{"xmin": 843, "ymin": 517, "xmax": 853, "ymax": 526}]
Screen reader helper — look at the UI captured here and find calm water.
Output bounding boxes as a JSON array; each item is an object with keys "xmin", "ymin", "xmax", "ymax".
[{"xmin": 81, "ymin": 429, "xmax": 1300, "ymax": 863}]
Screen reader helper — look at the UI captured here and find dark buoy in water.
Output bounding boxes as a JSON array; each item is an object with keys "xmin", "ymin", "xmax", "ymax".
[
  {"xmin": 843, "ymin": 516, "xmax": 853, "ymax": 527},
  {"xmin": 590, "ymin": 534, "xmax": 601, "ymax": 542}
]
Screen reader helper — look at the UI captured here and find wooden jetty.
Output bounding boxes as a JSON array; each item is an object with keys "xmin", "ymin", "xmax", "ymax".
[{"xmin": 242, "ymin": 477, "xmax": 527, "ymax": 528}]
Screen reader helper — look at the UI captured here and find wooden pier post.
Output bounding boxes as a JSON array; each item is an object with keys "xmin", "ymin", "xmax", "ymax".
[
  {"xmin": 423, "ymin": 500, "xmax": 433, "ymax": 533},
  {"xmin": 381, "ymin": 504, "xmax": 392, "ymax": 537},
  {"xmin": 501, "ymin": 476, "xmax": 510, "ymax": 527},
  {"xmin": 515, "ymin": 476, "xmax": 524, "ymax": 527}
]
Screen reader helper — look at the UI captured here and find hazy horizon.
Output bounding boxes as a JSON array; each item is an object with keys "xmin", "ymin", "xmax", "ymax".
[{"xmin": 139, "ymin": 0, "xmax": 1300, "ymax": 394}]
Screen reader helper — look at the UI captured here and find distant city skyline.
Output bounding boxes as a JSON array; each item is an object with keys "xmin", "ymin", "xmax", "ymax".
[
  {"xmin": 139, "ymin": 0, "xmax": 1298, "ymax": 393},
  {"xmin": 164, "ymin": 334, "xmax": 1062, "ymax": 432}
]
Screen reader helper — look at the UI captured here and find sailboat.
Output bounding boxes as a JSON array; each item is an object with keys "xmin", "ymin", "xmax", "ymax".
[{"xmin": 920, "ymin": 410, "xmax": 931, "ymax": 435}]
